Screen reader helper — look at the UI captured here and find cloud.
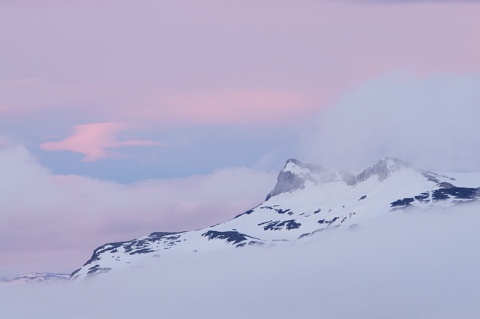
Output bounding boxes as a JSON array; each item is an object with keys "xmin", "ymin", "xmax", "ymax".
[
  {"xmin": 298, "ymin": 73, "xmax": 480, "ymax": 172},
  {"xmin": 40, "ymin": 122, "xmax": 164, "ymax": 162},
  {"xmin": 2, "ymin": 203, "xmax": 480, "ymax": 318},
  {"xmin": 0, "ymin": 77, "xmax": 315, "ymax": 126},
  {"xmin": 124, "ymin": 89, "xmax": 314, "ymax": 125},
  {"xmin": 0, "ymin": 145, "xmax": 275, "ymax": 276}
]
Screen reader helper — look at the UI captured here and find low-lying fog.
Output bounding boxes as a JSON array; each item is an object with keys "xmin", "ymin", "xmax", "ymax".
[{"xmin": 2, "ymin": 202, "xmax": 480, "ymax": 319}]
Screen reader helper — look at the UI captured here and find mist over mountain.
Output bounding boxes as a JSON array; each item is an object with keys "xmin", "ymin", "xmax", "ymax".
[
  {"xmin": 299, "ymin": 74, "xmax": 480, "ymax": 173},
  {"xmin": 2, "ymin": 204, "xmax": 480, "ymax": 318}
]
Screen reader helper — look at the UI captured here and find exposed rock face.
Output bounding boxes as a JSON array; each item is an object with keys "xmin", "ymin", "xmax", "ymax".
[
  {"xmin": 267, "ymin": 158, "xmax": 412, "ymax": 198},
  {"xmin": 353, "ymin": 158, "xmax": 410, "ymax": 184},
  {"xmin": 266, "ymin": 159, "xmax": 325, "ymax": 200}
]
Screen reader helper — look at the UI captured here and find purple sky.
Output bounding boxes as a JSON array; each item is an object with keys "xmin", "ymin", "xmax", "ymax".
[{"xmin": 1, "ymin": 0, "xmax": 480, "ymax": 276}]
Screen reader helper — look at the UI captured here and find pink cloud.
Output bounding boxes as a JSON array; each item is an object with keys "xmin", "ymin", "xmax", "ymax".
[
  {"xmin": 40, "ymin": 122, "xmax": 164, "ymax": 162},
  {"xmin": 168, "ymin": 90, "xmax": 311, "ymax": 124},
  {"xmin": 122, "ymin": 89, "xmax": 315, "ymax": 125}
]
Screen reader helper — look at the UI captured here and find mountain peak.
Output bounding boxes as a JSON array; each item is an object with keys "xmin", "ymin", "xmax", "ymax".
[
  {"xmin": 265, "ymin": 159, "xmax": 325, "ymax": 200},
  {"xmin": 355, "ymin": 157, "xmax": 410, "ymax": 183},
  {"xmin": 378, "ymin": 157, "xmax": 410, "ymax": 169},
  {"xmin": 283, "ymin": 158, "xmax": 325, "ymax": 174},
  {"xmin": 266, "ymin": 158, "xmax": 411, "ymax": 200}
]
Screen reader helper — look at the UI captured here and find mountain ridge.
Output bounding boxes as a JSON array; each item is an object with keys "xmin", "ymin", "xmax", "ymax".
[
  {"xmin": 0, "ymin": 272, "xmax": 70, "ymax": 285},
  {"xmin": 70, "ymin": 158, "xmax": 480, "ymax": 281}
]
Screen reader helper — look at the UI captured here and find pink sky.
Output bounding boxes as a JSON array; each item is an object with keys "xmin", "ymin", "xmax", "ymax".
[
  {"xmin": 1, "ymin": 0, "xmax": 480, "ymax": 276},
  {"xmin": 2, "ymin": 0, "xmax": 478, "ymax": 160},
  {"xmin": 1, "ymin": 0, "xmax": 479, "ymax": 127}
]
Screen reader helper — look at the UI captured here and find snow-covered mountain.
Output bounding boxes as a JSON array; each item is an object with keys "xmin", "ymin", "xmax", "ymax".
[
  {"xmin": 0, "ymin": 273, "xmax": 70, "ymax": 285},
  {"xmin": 71, "ymin": 158, "xmax": 480, "ymax": 280}
]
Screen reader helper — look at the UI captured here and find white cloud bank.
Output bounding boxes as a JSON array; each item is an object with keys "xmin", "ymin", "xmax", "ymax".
[
  {"xmin": 299, "ymin": 73, "xmax": 480, "ymax": 172},
  {"xmin": 0, "ymin": 145, "xmax": 275, "ymax": 276},
  {"xmin": 2, "ymin": 203, "xmax": 480, "ymax": 318}
]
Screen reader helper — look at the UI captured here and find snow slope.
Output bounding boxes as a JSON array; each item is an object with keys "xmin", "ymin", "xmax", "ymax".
[{"xmin": 71, "ymin": 158, "xmax": 480, "ymax": 280}]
